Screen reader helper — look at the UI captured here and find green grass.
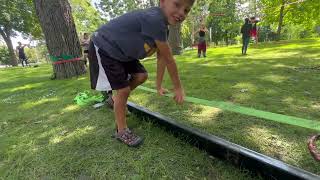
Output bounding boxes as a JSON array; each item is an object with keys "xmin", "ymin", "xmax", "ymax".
[
  {"xmin": 129, "ymin": 38, "xmax": 320, "ymax": 175},
  {"xmin": 0, "ymin": 66, "xmax": 255, "ymax": 178},
  {"xmin": 1, "ymin": 39, "xmax": 319, "ymax": 179}
]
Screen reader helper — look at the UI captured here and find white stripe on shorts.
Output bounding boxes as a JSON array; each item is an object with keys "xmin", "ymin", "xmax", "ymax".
[{"xmin": 94, "ymin": 44, "xmax": 112, "ymax": 91}]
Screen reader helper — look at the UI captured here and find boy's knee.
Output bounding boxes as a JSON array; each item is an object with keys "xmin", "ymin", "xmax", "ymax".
[
  {"xmin": 134, "ymin": 73, "xmax": 148, "ymax": 84},
  {"xmin": 117, "ymin": 86, "xmax": 131, "ymax": 96}
]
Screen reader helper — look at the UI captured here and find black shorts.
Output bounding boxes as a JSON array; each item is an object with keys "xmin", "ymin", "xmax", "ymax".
[{"xmin": 88, "ymin": 41, "xmax": 147, "ymax": 91}]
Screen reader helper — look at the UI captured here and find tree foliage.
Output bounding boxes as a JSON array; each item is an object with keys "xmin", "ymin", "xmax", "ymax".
[
  {"xmin": 0, "ymin": 0, "xmax": 41, "ymax": 66},
  {"xmin": 98, "ymin": 0, "xmax": 157, "ymax": 18},
  {"xmin": 0, "ymin": 46, "xmax": 10, "ymax": 65},
  {"xmin": 70, "ymin": 0, "xmax": 105, "ymax": 33},
  {"xmin": 260, "ymin": 0, "xmax": 320, "ymax": 39},
  {"xmin": 206, "ymin": 0, "xmax": 241, "ymax": 45},
  {"xmin": 0, "ymin": 0, "xmax": 41, "ymax": 38}
]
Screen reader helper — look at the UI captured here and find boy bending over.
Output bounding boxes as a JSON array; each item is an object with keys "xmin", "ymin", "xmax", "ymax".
[{"xmin": 88, "ymin": 0, "xmax": 195, "ymax": 147}]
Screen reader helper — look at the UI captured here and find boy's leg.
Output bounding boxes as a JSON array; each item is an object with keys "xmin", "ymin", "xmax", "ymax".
[
  {"xmin": 114, "ymin": 86, "xmax": 131, "ymax": 131},
  {"xmin": 113, "ymin": 86, "xmax": 143, "ymax": 147},
  {"xmin": 129, "ymin": 73, "xmax": 148, "ymax": 90}
]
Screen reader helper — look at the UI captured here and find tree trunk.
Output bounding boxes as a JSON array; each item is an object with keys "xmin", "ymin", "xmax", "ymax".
[
  {"xmin": 34, "ymin": 0, "xmax": 85, "ymax": 79},
  {"xmin": 277, "ymin": 0, "xmax": 285, "ymax": 41},
  {"xmin": 168, "ymin": 23, "xmax": 182, "ymax": 55},
  {"xmin": 225, "ymin": 31, "xmax": 229, "ymax": 46},
  {"xmin": 0, "ymin": 27, "xmax": 18, "ymax": 66}
]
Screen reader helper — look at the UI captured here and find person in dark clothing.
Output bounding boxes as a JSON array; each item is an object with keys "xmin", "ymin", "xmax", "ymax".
[
  {"xmin": 194, "ymin": 24, "xmax": 208, "ymax": 58},
  {"xmin": 16, "ymin": 42, "xmax": 29, "ymax": 67},
  {"xmin": 240, "ymin": 18, "xmax": 252, "ymax": 55}
]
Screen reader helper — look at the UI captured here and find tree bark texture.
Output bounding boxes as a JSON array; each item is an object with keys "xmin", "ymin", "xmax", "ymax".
[
  {"xmin": 168, "ymin": 23, "xmax": 182, "ymax": 55},
  {"xmin": 277, "ymin": 0, "xmax": 285, "ymax": 41},
  {"xmin": 0, "ymin": 27, "xmax": 18, "ymax": 66},
  {"xmin": 34, "ymin": 0, "xmax": 85, "ymax": 79}
]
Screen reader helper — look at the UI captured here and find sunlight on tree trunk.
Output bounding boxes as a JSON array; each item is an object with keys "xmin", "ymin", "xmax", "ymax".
[
  {"xmin": 168, "ymin": 24, "xmax": 182, "ymax": 55},
  {"xmin": 34, "ymin": 0, "xmax": 86, "ymax": 79},
  {"xmin": 277, "ymin": 0, "xmax": 285, "ymax": 41}
]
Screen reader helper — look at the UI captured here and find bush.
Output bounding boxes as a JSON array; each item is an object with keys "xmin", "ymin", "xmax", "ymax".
[{"xmin": 0, "ymin": 46, "xmax": 10, "ymax": 65}]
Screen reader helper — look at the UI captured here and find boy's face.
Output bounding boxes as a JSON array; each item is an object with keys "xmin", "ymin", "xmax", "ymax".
[{"xmin": 160, "ymin": 0, "xmax": 193, "ymax": 25}]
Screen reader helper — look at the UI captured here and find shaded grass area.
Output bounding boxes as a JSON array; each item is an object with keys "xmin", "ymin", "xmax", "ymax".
[
  {"xmin": 0, "ymin": 66, "xmax": 256, "ymax": 179},
  {"xmin": 129, "ymin": 39, "xmax": 320, "ymax": 175}
]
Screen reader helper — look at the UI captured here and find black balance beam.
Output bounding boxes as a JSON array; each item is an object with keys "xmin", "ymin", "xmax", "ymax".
[{"xmin": 127, "ymin": 102, "xmax": 320, "ymax": 180}]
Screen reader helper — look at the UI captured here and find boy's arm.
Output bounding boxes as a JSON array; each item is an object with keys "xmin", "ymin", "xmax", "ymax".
[
  {"xmin": 156, "ymin": 51, "xmax": 168, "ymax": 95},
  {"xmin": 155, "ymin": 40, "xmax": 184, "ymax": 104}
]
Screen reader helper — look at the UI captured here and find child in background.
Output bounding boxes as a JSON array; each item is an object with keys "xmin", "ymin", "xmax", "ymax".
[
  {"xmin": 250, "ymin": 17, "xmax": 259, "ymax": 44},
  {"xmin": 194, "ymin": 24, "xmax": 208, "ymax": 58},
  {"xmin": 88, "ymin": 0, "xmax": 195, "ymax": 147},
  {"xmin": 80, "ymin": 33, "xmax": 90, "ymax": 66}
]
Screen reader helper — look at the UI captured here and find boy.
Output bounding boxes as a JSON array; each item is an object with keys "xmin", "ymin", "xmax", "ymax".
[{"xmin": 88, "ymin": 0, "xmax": 195, "ymax": 147}]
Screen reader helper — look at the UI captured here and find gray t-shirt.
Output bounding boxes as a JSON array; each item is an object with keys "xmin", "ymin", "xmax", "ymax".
[{"xmin": 92, "ymin": 7, "xmax": 168, "ymax": 62}]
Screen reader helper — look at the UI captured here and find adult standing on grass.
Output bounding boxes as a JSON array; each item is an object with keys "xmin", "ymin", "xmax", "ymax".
[
  {"xmin": 241, "ymin": 18, "xmax": 252, "ymax": 55},
  {"xmin": 194, "ymin": 24, "xmax": 208, "ymax": 58},
  {"xmin": 16, "ymin": 42, "xmax": 29, "ymax": 67},
  {"xmin": 88, "ymin": 0, "xmax": 195, "ymax": 147}
]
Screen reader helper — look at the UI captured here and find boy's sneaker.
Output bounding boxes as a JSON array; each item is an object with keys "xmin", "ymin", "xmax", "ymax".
[{"xmin": 114, "ymin": 128, "xmax": 143, "ymax": 147}]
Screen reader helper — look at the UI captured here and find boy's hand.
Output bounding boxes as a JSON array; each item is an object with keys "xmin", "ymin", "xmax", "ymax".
[
  {"xmin": 173, "ymin": 87, "xmax": 184, "ymax": 104},
  {"xmin": 157, "ymin": 87, "xmax": 168, "ymax": 96}
]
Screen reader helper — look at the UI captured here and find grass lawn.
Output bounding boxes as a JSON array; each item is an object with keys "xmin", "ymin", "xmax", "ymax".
[
  {"xmin": 129, "ymin": 38, "xmax": 320, "ymax": 175},
  {"xmin": 1, "ymin": 38, "xmax": 319, "ymax": 179},
  {"xmin": 0, "ymin": 66, "xmax": 255, "ymax": 178}
]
